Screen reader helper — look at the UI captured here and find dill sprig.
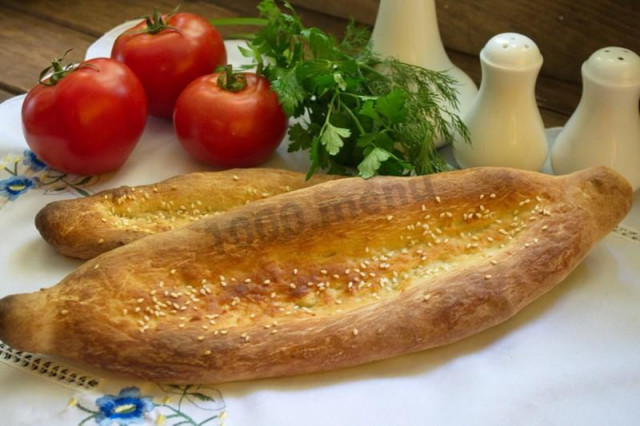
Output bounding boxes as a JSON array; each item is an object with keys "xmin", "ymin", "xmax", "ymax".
[{"xmin": 215, "ymin": 0, "xmax": 469, "ymax": 178}]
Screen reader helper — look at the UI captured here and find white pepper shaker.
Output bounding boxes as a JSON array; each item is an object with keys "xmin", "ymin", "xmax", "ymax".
[
  {"xmin": 453, "ymin": 33, "xmax": 548, "ymax": 170},
  {"xmin": 370, "ymin": 0, "xmax": 477, "ymax": 146},
  {"xmin": 551, "ymin": 47, "xmax": 640, "ymax": 191}
]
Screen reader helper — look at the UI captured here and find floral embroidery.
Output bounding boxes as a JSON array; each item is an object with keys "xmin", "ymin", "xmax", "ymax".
[
  {"xmin": 75, "ymin": 385, "xmax": 226, "ymax": 426},
  {"xmin": 22, "ymin": 149, "xmax": 47, "ymax": 171},
  {"xmin": 95, "ymin": 387, "xmax": 154, "ymax": 426},
  {"xmin": 0, "ymin": 175, "xmax": 36, "ymax": 200},
  {"xmin": 0, "ymin": 150, "xmax": 100, "ymax": 208}
]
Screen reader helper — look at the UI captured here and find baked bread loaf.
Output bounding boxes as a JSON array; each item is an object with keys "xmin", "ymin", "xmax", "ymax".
[
  {"xmin": 35, "ymin": 168, "xmax": 337, "ymax": 259},
  {"xmin": 0, "ymin": 166, "xmax": 632, "ymax": 384}
]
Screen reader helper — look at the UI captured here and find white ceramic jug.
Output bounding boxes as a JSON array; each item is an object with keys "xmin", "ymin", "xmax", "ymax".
[
  {"xmin": 370, "ymin": 0, "xmax": 477, "ymax": 147},
  {"xmin": 453, "ymin": 33, "xmax": 548, "ymax": 170},
  {"xmin": 551, "ymin": 47, "xmax": 640, "ymax": 191}
]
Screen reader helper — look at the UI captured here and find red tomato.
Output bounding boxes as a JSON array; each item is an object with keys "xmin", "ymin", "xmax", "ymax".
[
  {"xmin": 111, "ymin": 11, "xmax": 227, "ymax": 119},
  {"xmin": 173, "ymin": 69, "xmax": 288, "ymax": 168},
  {"xmin": 21, "ymin": 57, "xmax": 147, "ymax": 175}
]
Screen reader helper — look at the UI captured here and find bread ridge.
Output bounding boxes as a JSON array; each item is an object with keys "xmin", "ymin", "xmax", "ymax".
[
  {"xmin": 35, "ymin": 168, "xmax": 338, "ymax": 259},
  {"xmin": 0, "ymin": 166, "xmax": 632, "ymax": 384}
]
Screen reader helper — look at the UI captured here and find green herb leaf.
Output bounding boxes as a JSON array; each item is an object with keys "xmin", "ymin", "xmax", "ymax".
[
  {"xmin": 375, "ymin": 89, "xmax": 408, "ymax": 124},
  {"xmin": 320, "ymin": 123, "xmax": 351, "ymax": 156},
  {"xmin": 333, "ymin": 72, "xmax": 347, "ymax": 91},
  {"xmin": 270, "ymin": 68, "xmax": 305, "ymax": 116},
  {"xmin": 287, "ymin": 122, "xmax": 312, "ymax": 152},
  {"xmin": 358, "ymin": 147, "xmax": 391, "ymax": 178}
]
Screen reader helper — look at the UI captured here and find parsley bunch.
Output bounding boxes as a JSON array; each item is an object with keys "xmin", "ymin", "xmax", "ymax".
[{"xmin": 217, "ymin": 0, "xmax": 468, "ymax": 178}]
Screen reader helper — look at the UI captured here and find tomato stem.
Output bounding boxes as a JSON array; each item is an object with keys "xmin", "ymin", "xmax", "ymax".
[
  {"xmin": 217, "ymin": 65, "xmax": 247, "ymax": 92},
  {"xmin": 38, "ymin": 49, "xmax": 78, "ymax": 86},
  {"xmin": 142, "ymin": 6, "xmax": 180, "ymax": 35}
]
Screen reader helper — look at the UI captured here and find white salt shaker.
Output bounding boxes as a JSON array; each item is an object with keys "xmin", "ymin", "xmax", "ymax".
[
  {"xmin": 370, "ymin": 0, "xmax": 478, "ymax": 147},
  {"xmin": 453, "ymin": 33, "xmax": 548, "ymax": 170},
  {"xmin": 551, "ymin": 47, "xmax": 640, "ymax": 191}
]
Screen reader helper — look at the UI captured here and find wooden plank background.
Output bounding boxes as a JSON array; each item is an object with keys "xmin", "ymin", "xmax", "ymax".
[
  {"xmin": 0, "ymin": 0, "xmax": 638, "ymax": 128},
  {"xmin": 290, "ymin": 0, "xmax": 639, "ymax": 84}
]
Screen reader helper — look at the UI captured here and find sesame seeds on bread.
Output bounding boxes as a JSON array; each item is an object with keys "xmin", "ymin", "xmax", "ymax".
[
  {"xmin": 34, "ymin": 168, "xmax": 338, "ymax": 259},
  {"xmin": 0, "ymin": 166, "xmax": 632, "ymax": 383}
]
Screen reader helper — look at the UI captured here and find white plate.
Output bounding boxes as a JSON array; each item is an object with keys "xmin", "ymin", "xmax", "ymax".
[{"xmin": 1, "ymin": 22, "xmax": 640, "ymax": 426}]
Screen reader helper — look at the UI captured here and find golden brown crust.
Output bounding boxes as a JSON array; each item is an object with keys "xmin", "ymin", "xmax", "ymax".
[
  {"xmin": 0, "ymin": 166, "xmax": 632, "ymax": 384},
  {"xmin": 35, "ymin": 168, "xmax": 338, "ymax": 259}
]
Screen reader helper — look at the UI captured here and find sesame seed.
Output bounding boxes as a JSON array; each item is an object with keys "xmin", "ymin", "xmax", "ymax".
[
  {"xmin": 170, "ymin": 269, "xmax": 176, "ymax": 274},
  {"xmin": 220, "ymin": 330, "xmax": 229, "ymax": 335},
  {"xmin": 435, "ymin": 196, "xmax": 441, "ymax": 203},
  {"xmin": 484, "ymin": 275, "xmax": 493, "ymax": 280},
  {"xmin": 423, "ymin": 294, "xmax": 431, "ymax": 301},
  {"xmin": 387, "ymin": 215, "xmax": 394, "ymax": 221},
  {"xmin": 59, "ymin": 309, "xmax": 69, "ymax": 315},
  {"xmin": 98, "ymin": 238, "xmax": 104, "ymax": 244},
  {"xmin": 94, "ymin": 264, "xmax": 100, "ymax": 269},
  {"xmin": 204, "ymin": 350, "xmax": 212, "ymax": 355},
  {"xmin": 490, "ymin": 260, "xmax": 498, "ymax": 265},
  {"xmin": 490, "ymin": 193, "xmax": 496, "ymax": 198},
  {"xmin": 233, "ymin": 175, "xmax": 239, "ymax": 181},
  {"xmin": 197, "ymin": 336, "xmax": 205, "ymax": 341}
]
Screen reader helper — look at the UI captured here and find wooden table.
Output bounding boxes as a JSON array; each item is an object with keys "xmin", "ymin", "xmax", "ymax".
[{"xmin": 1, "ymin": 0, "xmax": 638, "ymax": 128}]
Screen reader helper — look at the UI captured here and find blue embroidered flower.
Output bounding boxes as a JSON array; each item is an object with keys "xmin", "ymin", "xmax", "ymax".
[
  {"xmin": 0, "ymin": 175, "xmax": 36, "ymax": 200},
  {"xmin": 22, "ymin": 149, "xmax": 48, "ymax": 172},
  {"xmin": 94, "ymin": 387, "xmax": 154, "ymax": 426}
]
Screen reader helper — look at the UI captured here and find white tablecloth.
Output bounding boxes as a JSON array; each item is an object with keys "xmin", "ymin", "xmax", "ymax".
[{"xmin": 1, "ymin": 23, "xmax": 639, "ymax": 426}]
